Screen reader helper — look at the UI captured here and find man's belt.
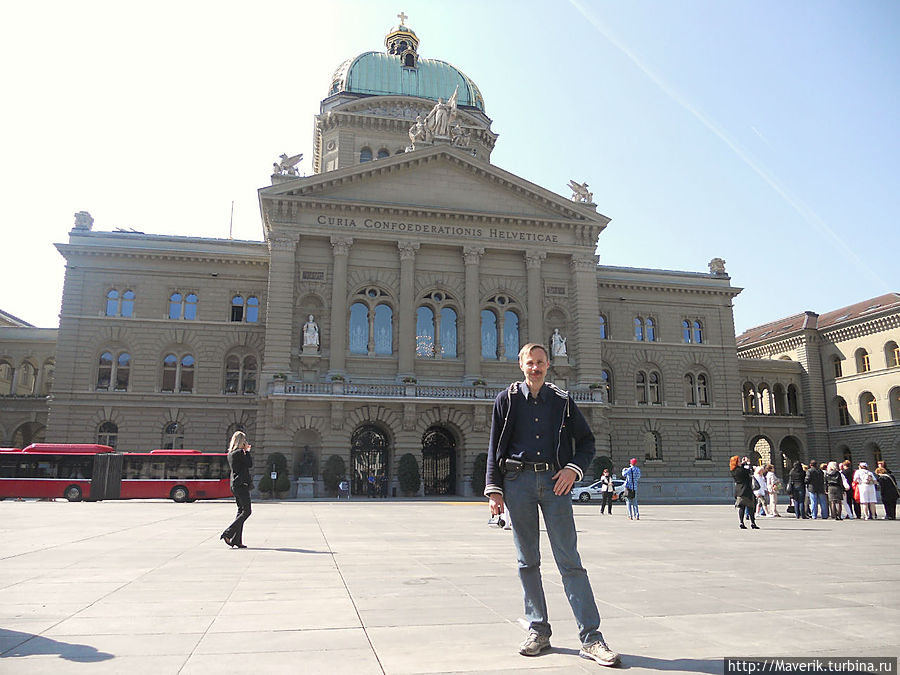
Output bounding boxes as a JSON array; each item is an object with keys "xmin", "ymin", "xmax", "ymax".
[{"xmin": 502, "ymin": 459, "xmax": 554, "ymax": 473}]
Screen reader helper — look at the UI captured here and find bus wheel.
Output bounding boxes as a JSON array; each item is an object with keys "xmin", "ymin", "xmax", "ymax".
[
  {"xmin": 64, "ymin": 485, "xmax": 83, "ymax": 502},
  {"xmin": 171, "ymin": 486, "xmax": 189, "ymax": 503}
]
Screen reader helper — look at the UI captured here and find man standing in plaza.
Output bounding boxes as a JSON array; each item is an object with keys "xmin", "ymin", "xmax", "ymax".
[{"xmin": 485, "ymin": 343, "xmax": 620, "ymax": 667}]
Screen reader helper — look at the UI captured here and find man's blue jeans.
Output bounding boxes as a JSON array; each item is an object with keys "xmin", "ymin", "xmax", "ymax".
[
  {"xmin": 503, "ymin": 469, "xmax": 603, "ymax": 646},
  {"xmin": 809, "ymin": 491, "xmax": 827, "ymax": 519},
  {"xmin": 626, "ymin": 491, "xmax": 639, "ymax": 519}
]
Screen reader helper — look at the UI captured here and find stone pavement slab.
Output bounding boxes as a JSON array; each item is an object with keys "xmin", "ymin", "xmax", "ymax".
[{"xmin": 0, "ymin": 499, "xmax": 898, "ymax": 674}]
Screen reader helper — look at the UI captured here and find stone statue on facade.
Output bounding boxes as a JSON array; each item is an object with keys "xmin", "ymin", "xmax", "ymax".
[
  {"xmin": 568, "ymin": 180, "xmax": 593, "ymax": 203},
  {"xmin": 73, "ymin": 211, "xmax": 94, "ymax": 231},
  {"xmin": 298, "ymin": 446, "xmax": 317, "ymax": 478},
  {"xmin": 551, "ymin": 328, "xmax": 567, "ymax": 357},
  {"xmin": 450, "ymin": 123, "xmax": 471, "ymax": 147},
  {"xmin": 302, "ymin": 314, "xmax": 319, "ymax": 348},
  {"xmin": 709, "ymin": 257, "xmax": 727, "ymax": 276},
  {"xmin": 273, "ymin": 152, "xmax": 303, "ymax": 176},
  {"xmin": 408, "ymin": 115, "xmax": 427, "ymax": 149},
  {"xmin": 425, "ymin": 86, "xmax": 458, "ymax": 138}
]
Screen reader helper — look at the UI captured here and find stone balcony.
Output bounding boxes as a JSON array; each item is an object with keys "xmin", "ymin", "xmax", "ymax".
[{"xmin": 266, "ymin": 380, "xmax": 600, "ymax": 403}]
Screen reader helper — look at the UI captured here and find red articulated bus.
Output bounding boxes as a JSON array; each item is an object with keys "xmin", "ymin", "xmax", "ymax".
[{"xmin": 0, "ymin": 444, "xmax": 231, "ymax": 503}]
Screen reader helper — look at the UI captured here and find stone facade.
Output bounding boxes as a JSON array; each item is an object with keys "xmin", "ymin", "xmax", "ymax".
[{"xmin": 4, "ymin": 21, "xmax": 895, "ymax": 501}]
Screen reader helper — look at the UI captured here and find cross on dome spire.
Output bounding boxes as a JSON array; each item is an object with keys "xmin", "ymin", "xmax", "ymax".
[{"xmin": 397, "ymin": 11, "xmax": 408, "ymax": 25}]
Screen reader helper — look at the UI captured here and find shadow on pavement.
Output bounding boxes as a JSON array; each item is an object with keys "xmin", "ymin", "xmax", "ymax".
[
  {"xmin": 620, "ymin": 654, "xmax": 720, "ymax": 673},
  {"xmin": 252, "ymin": 547, "xmax": 332, "ymax": 554},
  {"xmin": 0, "ymin": 628, "xmax": 114, "ymax": 662}
]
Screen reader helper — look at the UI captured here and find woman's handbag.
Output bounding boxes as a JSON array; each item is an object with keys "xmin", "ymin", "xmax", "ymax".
[
  {"xmin": 626, "ymin": 488, "xmax": 636, "ymax": 500},
  {"xmin": 852, "ymin": 480, "xmax": 860, "ymax": 502}
]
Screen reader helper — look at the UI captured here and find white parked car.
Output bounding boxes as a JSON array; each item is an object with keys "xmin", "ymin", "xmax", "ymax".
[{"xmin": 571, "ymin": 477, "xmax": 626, "ymax": 502}]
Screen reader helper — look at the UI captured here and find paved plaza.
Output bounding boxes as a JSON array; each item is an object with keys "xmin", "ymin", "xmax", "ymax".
[{"xmin": 1, "ymin": 498, "xmax": 898, "ymax": 674}]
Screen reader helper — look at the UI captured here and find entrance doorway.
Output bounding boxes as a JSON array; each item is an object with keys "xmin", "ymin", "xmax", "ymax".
[
  {"xmin": 422, "ymin": 426, "xmax": 456, "ymax": 495},
  {"xmin": 350, "ymin": 424, "xmax": 389, "ymax": 497}
]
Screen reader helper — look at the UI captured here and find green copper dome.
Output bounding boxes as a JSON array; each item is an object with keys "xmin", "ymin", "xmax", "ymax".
[{"xmin": 328, "ymin": 35, "xmax": 485, "ymax": 111}]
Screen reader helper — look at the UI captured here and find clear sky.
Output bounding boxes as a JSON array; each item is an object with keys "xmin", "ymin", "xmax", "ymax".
[{"xmin": 2, "ymin": 0, "xmax": 897, "ymax": 334}]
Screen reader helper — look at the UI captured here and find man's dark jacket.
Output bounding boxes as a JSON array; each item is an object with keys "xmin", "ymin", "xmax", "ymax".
[{"xmin": 484, "ymin": 381, "xmax": 595, "ymax": 497}]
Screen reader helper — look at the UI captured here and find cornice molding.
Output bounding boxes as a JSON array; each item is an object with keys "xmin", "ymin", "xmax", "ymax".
[
  {"xmin": 598, "ymin": 279, "xmax": 740, "ymax": 297},
  {"xmin": 57, "ymin": 245, "xmax": 269, "ymax": 267}
]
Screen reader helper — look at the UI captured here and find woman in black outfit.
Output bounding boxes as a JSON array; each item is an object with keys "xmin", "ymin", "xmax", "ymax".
[
  {"xmin": 221, "ymin": 431, "xmax": 253, "ymax": 548},
  {"xmin": 730, "ymin": 455, "xmax": 759, "ymax": 529},
  {"xmin": 788, "ymin": 461, "xmax": 808, "ymax": 519},
  {"xmin": 599, "ymin": 468, "xmax": 614, "ymax": 515}
]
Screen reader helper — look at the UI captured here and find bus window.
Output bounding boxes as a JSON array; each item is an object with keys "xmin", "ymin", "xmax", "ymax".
[{"xmin": 0, "ymin": 456, "xmax": 18, "ymax": 477}]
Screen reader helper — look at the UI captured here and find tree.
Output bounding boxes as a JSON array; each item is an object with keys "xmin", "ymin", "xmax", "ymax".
[
  {"xmin": 397, "ymin": 453, "xmax": 420, "ymax": 495},
  {"xmin": 472, "ymin": 453, "xmax": 488, "ymax": 496},
  {"xmin": 590, "ymin": 455, "xmax": 613, "ymax": 479},
  {"xmin": 322, "ymin": 454, "xmax": 346, "ymax": 496}
]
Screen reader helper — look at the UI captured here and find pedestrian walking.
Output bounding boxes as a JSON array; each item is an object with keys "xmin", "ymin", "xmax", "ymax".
[
  {"xmin": 221, "ymin": 430, "xmax": 253, "ymax": 549},
  {"xmin": 753, "ymin": 465, "xmax": 768, "ymax": 517},
  {"xmin": 622, "ymin": 458, "xmax": 641, "ymax": 521},
  {"xmin": 765, "ymin": 464, "xmax": 781, "ymax": 517},
  {"xmin": 731, "ymin": 456, "xmax": 759, "ymax": 529},
  {"xmin": 484, "ymin": 343, "xmax": 620, "ymax": 667}
]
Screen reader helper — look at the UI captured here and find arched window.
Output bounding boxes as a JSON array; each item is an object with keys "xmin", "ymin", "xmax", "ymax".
[
  {"xmin": 787, "ymin": 384, "xmax": 799, "ymax": 415},
  {"xmin": 231, "ymin": 295, "xmax": 244, "ymax": 322},
  {"xmin": 359, "ymin": 147, "xmax": 373, "ymax": 163},
  {"xmin": 885, "ymin": 341, "xmax": 900, "ymax": 368},
  {"xmin": 105, "ymin": 290, "xmax": 119, "ymax": 317},
  {"xmin": 374, "ymin": 305, "xmax": 392, "ymax": 355},
  {"xmin": 692, "ymin": 320, "xmax": 703, "ymax": 344},
  {"xmin": 481, "ymin": 294, "xmax": 520, "ymax": 361},
  {"xmin": 350, "ymin": 302, "xmax": 368, "ymax": 354},
  {"xmin": 696, "ymin": 432, "xmax": 710, "ymax": 460},
  {"xmin": 601, "ymin": 369, "xmax": 612, "ymax": 404},
  {"xmin": 772, "ymin": 383, "xmax": 786, "ymax": 414},
  {"xmin": 246, "ymin": 296, "xmax": 259, "ymax": 323},
  {"xmin": 440, "ymin": 307, "xmax": 457, "ymax": 358},
  {"xmin": 636, "ymin": 371, "xmax": 647, "ymax": 404},
  {"xmin": 889, "ymin": 387, "xmax": 900, "ymax": 422},
  {"xmin": 162, "ymin": 422, "xmax": 184, "ymax": 450},
  {"xmin": 376, "ymin": 148, "xmax": 390, "ymax": 159},
  {"xmin": 161, "ymin": 353, "xmax": 194, "ymax": 393},
  {"xmin": 648, "ymin": 371, "xmax": 661, "ymax": 404},
  {"xmin": 634, "ymin": 317, "xmax": 644, "ymax": 341},
  {"xmin": 832, "ymin": 355, "xmax": 843, "ymax": 378},
  {"xmin": 697, "ymin": 373, "xmax": 709, "ymax": 405},
  {"xmin": 644, "ymin": 431, "xmax": 661, "ymax": 460},
  {"xmin": 684, "ymin": 374, "xmax": 696, "ymax": 405},
  {"xmin": 416, "ymin": 306, "xmax": 435, "ymax": 358},
  {"xmin": 40, "ymin": 359, "xmax": 55, "ymax": 396},
  {"xmin": 184, "ymin": 294, "xmax": 198, "ymax": 320},
  {"xmin": 836, "ymin": 397, "xmax": 851, "ymax": 426},
  {"xmin": 742, "ymin": 382, "xmax": 758, "ymax": 413},
  {"xmin": 121, "ymin": 290, "xmax": 135, "ymax": 317},
  {"xmin": 682, "ymin": 320, "xmax": 692, "ymax": 343},
  {"xmin": 168, "ymin": 292, "xmax": 198, "ymax": 320},
  {"xmin": 504, "ymin": 311, "xmax": 519, "ymax": 361},
  {"xmin": 598, "ymin": 314, "xmax": 608, "ymax": 340},
  {"xmin": 0, "ymin": 360, "xmax": 12, "ymax": 395},
  {"xmin": 645, "ymin": 317, "xmax": 656, "ymax": 342},
  {"xmin": 224, "ymin": 354, "xmax": 258, "ymax": 394},
  {"xmin": 98, "ymin": 421, "xmax": 118, "ymax": 449},
  {"xmin": 481, "ymin": 310, "xmax": 497, "ymax": 359},
  {"xmin": 350, "ymin": 288, "xmax": 394, "ymax": 356},
  {"xmin": 97, "ymin": 351, "xmax": 130, "ymax": 391},
  {"xmin": 856, "ymin": 348, "xmax": 870, "ymax": 374},
  {"xmin": 860, "ymin": 392, "xmax": 878, "ymax": 423},
  {"xmin": 168, "ymin": 293, "xmax": 182, "ymax": 319}
]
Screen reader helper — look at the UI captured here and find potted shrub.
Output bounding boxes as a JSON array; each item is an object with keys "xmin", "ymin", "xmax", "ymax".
[
  {"xmin": 401, "ymin": 376, "xmax": 417, "ymax": 396},
  {"xmin": 397, "ymin": 453, "xmax": 420, "ymax": 496},
  {"xmin": 330, "ymin": 373, "xmax": 345, "ymax": 394}
]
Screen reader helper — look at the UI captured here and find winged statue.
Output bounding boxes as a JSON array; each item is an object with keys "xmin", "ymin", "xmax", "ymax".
[
  {"xmin": 273, "ymin": 152, "xmax": 303, "ymax": 176},
  {"xmin": 568, "ymin": 180, "xmax": 593, "ymax": 204}
]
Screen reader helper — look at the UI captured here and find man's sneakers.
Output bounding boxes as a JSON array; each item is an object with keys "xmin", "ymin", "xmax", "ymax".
[
  {"xmin": 580, "ymin": 638, "xmax": 621, "ymax": 667},
  {"xmin": 519, "ymin": 630, "xmax": 551, "ymax": 656}
]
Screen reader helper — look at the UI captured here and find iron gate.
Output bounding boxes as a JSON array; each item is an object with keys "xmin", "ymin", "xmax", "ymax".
[
  {"xmin": 351, "ymin": 424, "xmax": 389, "ymax": 497},
  {"xmin": 422, "ymin": 427, "xmax": 456, "ymax": 495}
]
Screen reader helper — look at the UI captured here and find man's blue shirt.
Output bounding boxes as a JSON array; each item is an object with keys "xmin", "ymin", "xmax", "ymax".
[{"xmin": 508, "ymin": 381, "xmax": 557, "ymax": 464}]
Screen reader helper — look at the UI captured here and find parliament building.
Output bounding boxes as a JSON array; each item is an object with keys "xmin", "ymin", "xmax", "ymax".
[{"xmin": 2, "ymin": 20, "xmax": 897, "ymax": 499}]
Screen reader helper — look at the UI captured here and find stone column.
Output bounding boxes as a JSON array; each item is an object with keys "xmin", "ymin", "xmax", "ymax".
[
  {"xmin": 398, "ymin": 241, "xmax": 420, "ymax": 377},
  {"xmin": 262, "ymin": 233, "xmax": 299, "ymax": 376},
  {"xmin": 525, "ymin": 250, "xmax": 546, "ymax": 344},
  {"xmin": 329, "ymin": 236, "xmax": 353, "ymax": 375},
  {"xmin": 569, "ymin": 254, "xmax": 603, "ymax": 385},
  {"xmin": 463, "ymin": 246, "xmax": 484, "ymax": 382},
  {"xmin": 796, "ymin": 329, "xmax": 828, "ymax": 459}
]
